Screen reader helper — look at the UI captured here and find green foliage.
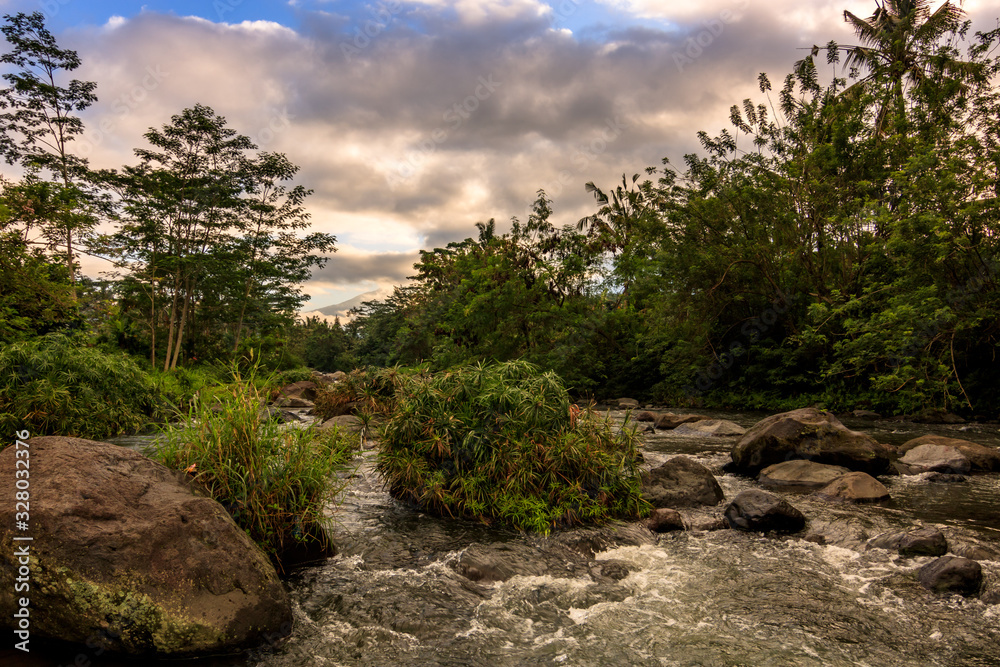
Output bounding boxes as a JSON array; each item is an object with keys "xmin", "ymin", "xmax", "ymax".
[
  {"xmin": 0, "ymin": 230, "xmax": 80, "ymax": 342},
  {"xmin": 153, "ymin": 365, "xmax": 356, "ymax": 568},
  {"xmin": 0, "ymin": 333, "xmax": 156, "ymax": 440},
  {"xmin": 375, "ymin": 360, "xmax": 649, "ymax": 533}
]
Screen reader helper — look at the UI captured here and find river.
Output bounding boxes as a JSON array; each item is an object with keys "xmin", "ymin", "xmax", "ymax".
[{"xmin": 8, "ymin": 410, "xmax": 1000, "ymax": 666}]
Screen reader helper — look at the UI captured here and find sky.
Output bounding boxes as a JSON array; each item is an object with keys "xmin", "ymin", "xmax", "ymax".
[{"xmin": 2, "ymin": 0, "xmax": 1000, "ymax": 310}]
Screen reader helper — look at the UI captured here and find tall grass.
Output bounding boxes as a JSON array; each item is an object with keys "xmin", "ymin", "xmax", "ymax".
[
  {"xmin": 0, "ymin": 333, "xmax": 157, "ymax": 441},
  {"xmin": 154, "ymin": 363, "xmax": 357, "ymax": 569},
  {"xmin": 375, "ymin": 360, "xmax": 649, "ymax": 533}
]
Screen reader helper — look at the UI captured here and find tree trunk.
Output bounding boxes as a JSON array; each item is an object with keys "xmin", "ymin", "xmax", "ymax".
[
  {"xmin": 163, "ymin": 273, "xmax": 181, "ymax": 372},
  {"xmin": 170, "ymin": 275, "xmax": 193, "ymax": 370}
]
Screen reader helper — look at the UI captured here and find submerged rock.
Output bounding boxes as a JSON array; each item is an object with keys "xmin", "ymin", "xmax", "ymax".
[
  {"xmin": 758, "ymin": 460, "xmax": 850, "ymax": 490},
  {"xmin": 723, "ymin": 489, "xmax": 806, "ymax": 533},
  {"xmin": 730, "ymin": 407, "xmax": 895, "ymax": 475},
  {"xmin": 896, "ymin": 444, "xmax": 971, "ymax": 475},
  {"xmin": 898, "ymin": 434, "xmax": 1000, "ymax": 472},
  {"xmin": 0, "ymin": 436, "xmax": 292, "ymax": 656},
  {"xmin": 654, "ymin": 413, "xmax": 711, "ymax": 430},
  {"xmin": 918, "ymin": 556, "xmax": 982, "ymax": 597},
  {"xmin": 672, "ymin": 419, "xmax": 746, "ymax": 437},
  {"xmin": 640, "ymin": 456, "xmax": 725, "ymax": 508},
  {"xmin": 812, "ymin": 472, "xmax": 890, "ymax": 504},
  {"xmin": 867, "ymin": 527, "xmax": 948, "ymax": 557}
]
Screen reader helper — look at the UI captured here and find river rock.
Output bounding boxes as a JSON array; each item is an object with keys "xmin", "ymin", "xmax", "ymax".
[
  {"xmin": 273, "ymin": 396, "xmax": 315, "ymax": 409},
  {"xmin": 616, "ymin": 398, "xmax": 640, "ymax": 409},
  {"xmin": 730, "ymin": 407, "xmax": 894, "ymax": 475},
  {"xmin": 640, "ymin": 456, "xmax": 725, "ymax": 508},
  {"xmin": 918, "ymin": 556, "xmax": 982, "ymax": 596},
  {"xmin": 812, "ymin": 471, "xmax": 890, "ymax": 503},
  {"xmin": 723, "ymin": 489, "xmax": 806, "ymax": 533},
  {"xmin": 277, "ymin": 380, "xmax": 317, "ymax": 401},
  {"xmin": 0, "ymin": 436, "xmax": 292, "ymax": 655},
  {"xmin": 896, "ymin": 444, "xmax": 971, "ymax": 475},
  {"xmin": 633, "ymin": 410, "xmax": 658, "ymax": 422},
  {"xmin": 925, "ymin": 472, "xmax": 967, "ymax": 483},
  {"xmin": 898, "ymin": 434, "xmax": 1000, "ymax": 472},
  {"xmin": 758, "ymin": 460, "xmax": 850, "ymax": 490},
  {"xmin": 646, "ymin": 508, "xmax": 685, "ymax": 533},
  {"xmin": 867, "ymin": 527, "xmax": 948, "ymax": 557},
  {"xmin": 260, "ymin": 406, "xmax": 301, "ymax": 423},
  {"xmin": 320, "ymin": 415, "xmax": 363, "ymax": 433},
  {"xmin": 911, "ymin": 409, "xmax": 965, "ymax": 424},
  {"xmin": 851, "ymin": 410, "xmax": 882, "ymax": 420},
  {"xmin": 654, "ymin": 413, "xmax": 710, "ymax": 430},
  {"xmin": 672, "ymin": 419, "xmax": 746, "ymax": 437}
]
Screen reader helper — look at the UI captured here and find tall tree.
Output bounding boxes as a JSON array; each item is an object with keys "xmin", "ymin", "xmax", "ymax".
[{"xmin": 0, "ymin": 12, "xmax": 97, "ymax": 284}]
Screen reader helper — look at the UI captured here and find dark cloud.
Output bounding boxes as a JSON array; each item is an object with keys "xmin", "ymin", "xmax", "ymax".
[{"xmin": 310, "ymin": 250, "xmax": 419, "ymax": 284}]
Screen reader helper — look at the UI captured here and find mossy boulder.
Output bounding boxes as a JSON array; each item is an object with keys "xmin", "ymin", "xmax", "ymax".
[
  {"xmin": 730, "ymin": 408, "xmax": 895, "ymax": 475},
  {"xmin": 0, "ymin": 436, "xmax": 291, "ymax": 656}
]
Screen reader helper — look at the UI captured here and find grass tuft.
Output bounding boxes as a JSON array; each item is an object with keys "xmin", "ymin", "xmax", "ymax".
[{"xmin": 374, "ymin": 360, "xmax": 650, "ymax": 533}]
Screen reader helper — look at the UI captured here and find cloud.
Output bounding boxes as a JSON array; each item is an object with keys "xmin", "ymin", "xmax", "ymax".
[{"xmin": 19, "ymin": 0, "xmax": 997, "ymax": 302}]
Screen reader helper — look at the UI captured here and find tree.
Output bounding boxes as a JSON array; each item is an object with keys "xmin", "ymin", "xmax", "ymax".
[{"xmin": 0, "ymin": 11, "xmax": 97, "ymax": 284}]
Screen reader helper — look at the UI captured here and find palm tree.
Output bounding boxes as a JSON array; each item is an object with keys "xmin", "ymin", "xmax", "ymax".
[{"xmin": 799, "ymin": 1, "xmax": 978, "ymax": 134}]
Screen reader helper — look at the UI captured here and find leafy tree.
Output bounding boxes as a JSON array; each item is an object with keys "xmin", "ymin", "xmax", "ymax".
[{"xmin": 0, "ymin": 11, "xmax": 98, "ymax": 284}]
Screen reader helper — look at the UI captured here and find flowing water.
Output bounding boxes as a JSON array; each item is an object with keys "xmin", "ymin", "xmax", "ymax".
[{"xmin": 10, "ymin": 411, "xmax": 1000, "ymax": 666}]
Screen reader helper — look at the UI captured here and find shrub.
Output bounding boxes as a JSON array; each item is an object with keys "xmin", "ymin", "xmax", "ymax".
[
  {"xmin": 376, "ymin": 360, "xmax": 649, "ymax": 533},
  {"xmin": 153, "ymin": 365, "xmax": 356, "ymax": 569},
  {"xmin": 0, "ymin": 333, "xmax": 157, "ymax": 441}
]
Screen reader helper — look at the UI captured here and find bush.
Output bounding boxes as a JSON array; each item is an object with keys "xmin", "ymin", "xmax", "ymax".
[
  {"xmin": 0, "ymin": 333, "xmax": 157, "ymax": 440},
  {"xmin": 376, "ymin": 360, "xmax": 649, "ymax": 533},
  {"xmin": 153, "ymin": 365, "xmax": 356, "ymax": 569}
]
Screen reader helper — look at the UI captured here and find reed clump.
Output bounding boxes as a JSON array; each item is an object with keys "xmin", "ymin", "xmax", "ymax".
[
  {"xmin": 0, "ymin": 333, "xmax": 157, "ymax": 441},
  {"xmin": 154, "ymin": 364, "xmax": 356, "ymax": 568},
  {"xmin": 375, "ymin": 360, "xmax": 649, "ymax": 533}
]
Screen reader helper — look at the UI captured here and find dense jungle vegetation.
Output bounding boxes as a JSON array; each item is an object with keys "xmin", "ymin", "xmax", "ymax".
[{"xmin": 3, "ymin": 2, "xmax": 1000, "ymax": 438}]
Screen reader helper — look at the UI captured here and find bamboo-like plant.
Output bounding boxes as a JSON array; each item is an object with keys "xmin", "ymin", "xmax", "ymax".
[
  {"xmin": 154, "ymin": 361, "xmax": 356, "ymax": 569},
  {"xmin": 0, "ymin": 333, "xmax": 157, "ymax": 440},
  {"xmin": 375, "ymin": 360, "xmax": 649, "ymax": 533}
]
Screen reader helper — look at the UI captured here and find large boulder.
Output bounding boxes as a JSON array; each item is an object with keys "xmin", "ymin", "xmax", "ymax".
[
  {"xmin": 723, "ymin": 489, "xmax": 806, "ymax": 533},
  {"xmin": 898, "ymin": 435, "xmax": 1000, "ymax": 472},
  {"xmin": 812, "ymin": 472, "xmax": 890, "ymax": 504},
  {"xmin": 633, "ymin": 411, "xmax": 658, "ymax": 423},
  {"xmin": 0, "ymin": 437, "xmax": 292, "ymax": 656},
  {"xmin": 866, "ymin": 527, "xmax": 948, "ymax": 557},
  {"xmin": 276, "ymin": 380, "xmax": 317, "ymax": 401},
  {"xmin": 654, "ymin": 413, "xmax": 711, "ymax": 430},
  {"xmin": 672, "ymin": 419, "xmax": 746, "ymax": 437},
  {"xmin": 640, "ymin": 456, "xmax": 725, "ymax": 508},
  {"xmin": 918, "ymin": 556, "xmax": 982, "ymax": 597},
  {"xmin": 896, "ymin": 444, "xmax": 971, "ymax": 475},
  {"xmin": 730, "ymin": 408, "xmax": 894, "ymax": 475},
  {"xmin": 758, "ymin": 460, "xmax": 850, "ymax": 490}
]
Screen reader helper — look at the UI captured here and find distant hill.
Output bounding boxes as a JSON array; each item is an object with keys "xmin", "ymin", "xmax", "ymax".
[{"xmin": 300, "ymin": 287, "xmax": 393, "ymax": 323}]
